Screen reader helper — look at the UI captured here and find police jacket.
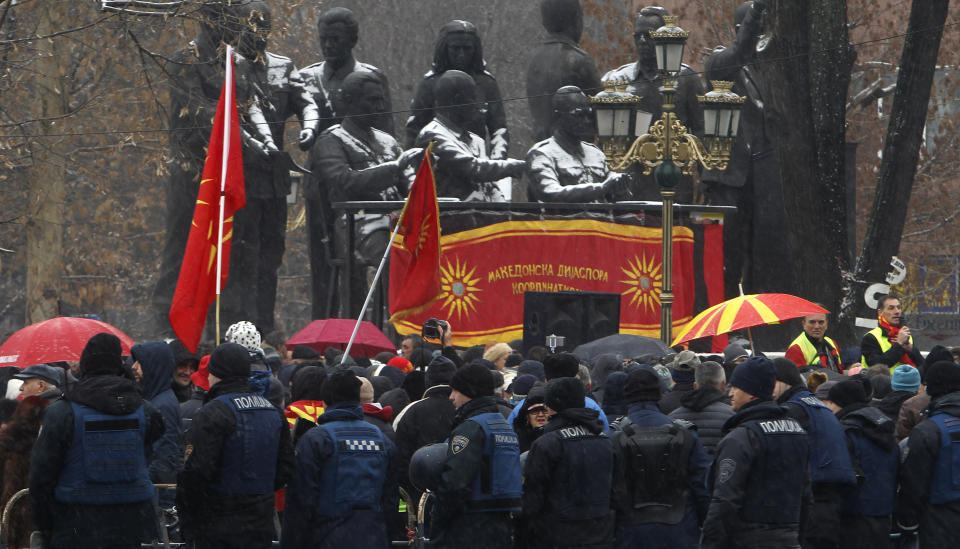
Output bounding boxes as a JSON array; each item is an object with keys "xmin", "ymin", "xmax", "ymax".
[
  {"xmin": 896, "ymin": 391, "xmax": 960, "ymax": 547},
  {"xmin": 176, "ymin": 378, "xmax": 295, "ymax": 546},
  {"xmin": 523, "ymin": 407, "xmax": 614, "ymax": 549},
  {"xmin": 701, "ymin": 400, "xmax": 812, "ymax": 549},
  {"xmin": 432, "ymin": 396, "xmax": 520, "ymax": 528},
  {"xmin": 778, "ymin": 385, "xmax": 857, "ymax": 486},
  {"xmin": 282, "ymin": 403, "xmax": 398, "ymax": 549},
  {"xmin": 29, "ymin": 373, "xmax": 164, "ymax": 549},
  {"xmin": 836, "ymin": 404, "xmax": 899, "ymax": 517}
]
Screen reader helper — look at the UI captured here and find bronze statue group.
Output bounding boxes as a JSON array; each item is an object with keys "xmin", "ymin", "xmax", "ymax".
[{"xmin": 152, "ymin": 0, "xmax": 783, "ymax": 340}]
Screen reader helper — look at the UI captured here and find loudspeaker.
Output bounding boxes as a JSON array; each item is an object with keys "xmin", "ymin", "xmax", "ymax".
[{"xmin": 522, "ymin": 291, "xmax": 621, "ymax": 354}]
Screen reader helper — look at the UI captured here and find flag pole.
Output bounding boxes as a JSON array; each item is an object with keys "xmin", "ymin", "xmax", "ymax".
[
  {"xmin": 340, "ymin": 143, "xmax": 432, "ymax": 364},
  {"xmin": 214, "ymin": 45, "xmax": 234, "ymax": 346}
]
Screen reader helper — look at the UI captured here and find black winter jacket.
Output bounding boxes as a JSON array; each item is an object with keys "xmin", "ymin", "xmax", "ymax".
[
  {"xmin": 523, "ymin": 407, "xmax": 614, "ymax": 549},
  {"xmin": 30, "ymin": 374, "xmax": 164, "ymax": 549},
  {"xmin": 392, "ymin": 384, "xmax": 456, "ymax": 503},
  {"xmin": 669, "ymin": 387, "xmax": 734, "ymax": 456}
]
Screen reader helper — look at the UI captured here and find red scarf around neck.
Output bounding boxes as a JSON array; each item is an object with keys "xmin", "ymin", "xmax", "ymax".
[{"xmin": 879, "ymin": 316, "xmax": 915, "ymax": 366}]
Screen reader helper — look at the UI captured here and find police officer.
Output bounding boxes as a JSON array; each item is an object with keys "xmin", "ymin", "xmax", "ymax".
[
  {"xmin": 611, "ymin": 368, "xmax": 710, "ymax": 549},
  {"xmin": 431, "ymin": 364, "xmax": 522, "ymax": 548},
  {"xmin": 176, "ymin": 342, "xmax": 295, "ymax": 549},
  {"xmin": 283, "ymin": 371, "xmax": 397, "ymax": 548},
  {"xmin": 896, "ymin": 360, "xmax": 960, "ymax": 549},
  {"xmin": 701, "ymin": 357, "xmax": 811, "ymax": 549},
  {"xmin": 522, "ymin": 377, "xmax": 614, "ymax": 548},
  {"xmin": 822, "ymin": 380, "xmax": 899, "ymax": 549},
  {"xmin": 30, "ymin": 333, "xmax": 165, "ymax": 549},
  {"xmin": 771, "ymin": 359, "xmax": 856, "ymax": 549}
]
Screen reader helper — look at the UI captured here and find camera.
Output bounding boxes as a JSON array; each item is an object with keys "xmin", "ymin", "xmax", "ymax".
[{"xmin": 422, "ymin": 318, "xmax": 448, "ymax": 344}]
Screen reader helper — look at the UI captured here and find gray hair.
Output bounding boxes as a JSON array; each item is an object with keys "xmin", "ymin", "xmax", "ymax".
[
  {"xmin": 695, "ymin": 360, "xmax": 725, "ymax": 389},
  {"xmin": 577, "ymin": 364, "xmax": 591, "ymax": 390}
]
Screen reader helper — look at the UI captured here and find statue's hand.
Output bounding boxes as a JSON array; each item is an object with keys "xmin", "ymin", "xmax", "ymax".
[
  {"xmin": 398, "ymin": 148, "xmax": 424, "ymax": 170},
  {"xmin": 298, "ymin": 128, "xmax": 316, "ymax": 151},
  {"xmin": 506, "ymin": 158, "xmax": 526, "ymax": 177}
]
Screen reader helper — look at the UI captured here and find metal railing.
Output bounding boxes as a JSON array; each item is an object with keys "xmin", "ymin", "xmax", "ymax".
[{"xmin": 1, "ymin": 485, "xmax": 414, "ymax": 548}]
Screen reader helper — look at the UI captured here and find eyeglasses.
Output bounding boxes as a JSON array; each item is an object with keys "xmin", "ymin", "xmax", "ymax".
[{"xmin": 529, "ymin": 408, "xmax": 548, "ymax": 416}]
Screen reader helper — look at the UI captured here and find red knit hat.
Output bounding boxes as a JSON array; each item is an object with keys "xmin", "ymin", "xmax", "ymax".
[{"xmin": 387, "ymin": 356, "xmax": 414, "ymax": 374}]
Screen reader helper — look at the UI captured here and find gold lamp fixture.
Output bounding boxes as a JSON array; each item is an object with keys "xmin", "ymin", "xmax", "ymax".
[{"xmin": 590, "ymin": 15, "xmax": 746, "ymax": 343}]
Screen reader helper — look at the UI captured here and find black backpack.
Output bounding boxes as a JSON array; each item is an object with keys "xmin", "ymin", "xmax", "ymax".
[{"xmin": 612, "ymin": 418, "xmax": 695, "ymax": 525}]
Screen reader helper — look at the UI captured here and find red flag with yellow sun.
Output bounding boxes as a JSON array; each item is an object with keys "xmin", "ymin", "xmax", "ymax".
[
  {"xmin": 169, "ymin": 50, "xmax": 245, "ymax": 352},
  {"xmin": 388, "ymin": 144, "xmax": 443, "ymax": 323}
]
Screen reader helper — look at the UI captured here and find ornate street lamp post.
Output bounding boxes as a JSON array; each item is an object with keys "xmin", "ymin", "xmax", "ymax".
[{"xmin": 592, "ymin": 16, "xmax": 745, "ymax": 343}]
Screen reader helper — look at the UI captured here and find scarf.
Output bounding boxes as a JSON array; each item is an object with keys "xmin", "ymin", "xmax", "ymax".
[{"xmin": 879, "ymin": 316, "xmax": 916, "ymax": 367}]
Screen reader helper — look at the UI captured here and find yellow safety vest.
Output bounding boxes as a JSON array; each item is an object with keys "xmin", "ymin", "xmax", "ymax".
[
  {"xmin": 789, "ymin": 333, "xmax": 840, "ymax": 369},
  {"xmin": 860, "ymin": 326, "xmax": 914, "ymax": 372}
]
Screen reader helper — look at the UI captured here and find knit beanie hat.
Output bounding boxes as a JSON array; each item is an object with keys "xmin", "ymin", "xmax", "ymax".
[
  {"xmin": 323, "ymin": 371, "xmax": 362, "ymax": 405},
  {"xmin": 728, "ymin": 356, "xmax": 776, "ymax": 400},
  {"xmin": 225, "ymin": 321, "xmax": 261, "ymax": 353},
  {"xmin": 450, "ymin": 364, "xmax": 494, "ymax": 399},
  {"xmin": 424, "ymin": 355, "xmax": 456, "ymax": 387},
  {"xmin": 517, "ymin": 360, "xmax": 546, "ymax": 381},
  {"xmin": 371, "ymin": 376, "xmax": 393, "ymax": 401},
  {"xmin": 544, "ymin": 377, "xmax": 586, "ymax": 412},
  {"xmin": 891, "ymin": 364, "xmax": 921, "ymax": 393},
  {"xmin": 827, "ymin": 379, "xmax": 868, "ymax": 408},
  {"xmin": 814, "ymin": 380, "xmax": 838, "ymax": 401},
  {"xmin": 510, "ymin": 374, "xmax": 538, "ymax": 398},
  {"xmin": 208, "ymin": 343, "xmax": 252, "ymax": 381},
  {"xmin": 925, "ymin": 361, "xmax": 960, "ymax": 398},
  {"xmin": 79, "ymin": 333, "xmax": 125, "ymax": 377},
  {"xmin": 359, "ymin": 377, "xmax": 374, "ymax": 404},
  {"xmin": 624, "ymin": 367, "xmax": 662, "ymax": 402},
  {"xmin": 723, "ymin": 343, "xmax": 749, "ymax": 364},
  {"xmin": 773, "ymin": 357, "xmax": 803, "ymax": 387},
  {"xmin": 543, "ymin": 353, "xmax": 580, "ymax": 380},
  {"xmin": 291, "ymin": 345, "xmax": 319, "ymax": 360},
  {"xmin": 387, "ymin": 356, "xmax": 414, "ymax": 374},
  {"xmin": 671, "ymin": 350, "xmax": 700, "ymax": 383}
]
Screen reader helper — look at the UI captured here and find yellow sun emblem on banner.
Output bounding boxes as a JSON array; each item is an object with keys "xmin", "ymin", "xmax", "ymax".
[
  {"xmin": 440, "ymin": 256, "xmax": 482, "ymax": 321},
  {"xmin": 621, "ymin": 252, "xmax": 663, "ymax": 313}
]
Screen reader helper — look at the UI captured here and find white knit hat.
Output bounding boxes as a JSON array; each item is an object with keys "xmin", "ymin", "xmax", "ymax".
[{"xmin": 225, "ymin": 321, "xmax": 262, "ymax": 353}]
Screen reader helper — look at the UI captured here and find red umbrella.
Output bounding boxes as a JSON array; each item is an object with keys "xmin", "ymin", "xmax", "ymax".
[
  {"xmin": 287, "ymin": 319, "xmax": 397, "ymax": 358},
  {"xmin": 0, "ymin": 317, "xmax": 136, "ymax": 368}
]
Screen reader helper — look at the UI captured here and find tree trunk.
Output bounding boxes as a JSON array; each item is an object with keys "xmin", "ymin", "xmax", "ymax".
[
  {"xmin": 754, "ymin": 0, "xmax": 853, "ymax": 343},
  {"xmin": 842, "ymin": 0, "xmax": 951, "ymax": 329},
  {"xmin": 25, "ymin": 0, "xmax": 68, "ymax": 323}
]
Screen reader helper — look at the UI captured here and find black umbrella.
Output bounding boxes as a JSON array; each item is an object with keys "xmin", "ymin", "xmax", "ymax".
[{"xmin": 572, "ymin": 333, "xmax": 671, "ymax": 362}]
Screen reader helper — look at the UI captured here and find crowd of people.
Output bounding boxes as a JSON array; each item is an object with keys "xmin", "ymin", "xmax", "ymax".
[{"xmin": 0, "ymin": 292, "xmax": 956, "ymax": 548}]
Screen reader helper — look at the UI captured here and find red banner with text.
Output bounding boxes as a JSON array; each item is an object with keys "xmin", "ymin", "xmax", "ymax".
[{"xmin": 390, "ymin": 219, "xmax": 697, "ymax": 346}]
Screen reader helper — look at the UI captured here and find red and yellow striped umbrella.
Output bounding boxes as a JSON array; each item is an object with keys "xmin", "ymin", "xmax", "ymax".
[{"xmin": 672, "ymin": 293, "xmax": 828, "ymax": 347}]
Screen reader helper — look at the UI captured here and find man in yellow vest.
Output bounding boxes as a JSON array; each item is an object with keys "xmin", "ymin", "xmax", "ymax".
[
  {"xmin": 785, "ymin": 312, "xmax": 842, "ymax": 372},
  {"xmin": 860, "ymin": 294, "xmax": 922, "ymax": 371}
]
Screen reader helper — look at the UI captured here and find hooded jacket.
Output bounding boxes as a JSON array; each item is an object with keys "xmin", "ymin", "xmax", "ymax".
[
  {"xmin": 874, "ymin": 389, "xmax": 916, "ymax": 421},
  {"xmin": 669, "ymin": 387, "xmax": 734, "ymax": 456},
  {"xmin": 30, "ymin": 373, "xmax": 164, "ymax": 549},
  {"xmin": 132, "ymin": 341, "xmax": 184, "ymax": 487}
]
